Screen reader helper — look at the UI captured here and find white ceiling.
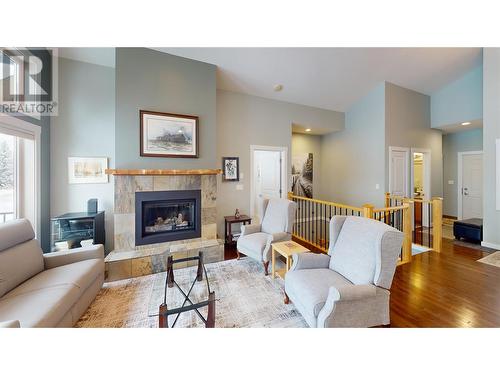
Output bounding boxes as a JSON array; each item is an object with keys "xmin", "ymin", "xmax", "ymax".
[
  {"xmin": 154, "ymin": 47, "xmax": 482, "ymax": 112},
  {"xmin": 438, "ymin": 119, "xmax": 483, "ymax": 134}
]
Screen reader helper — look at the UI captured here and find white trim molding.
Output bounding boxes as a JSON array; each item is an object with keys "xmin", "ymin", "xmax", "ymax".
[
  {"xmin": 481, "ymin": 241, "xmax": 500, "ymax": 251},
  {"xmin": 0, "ymin": 116, "xmax": 42, "ymax": 238},
  {"xmin": 457, "ymin": 150, "xmax": 483, "ymax": 220}
]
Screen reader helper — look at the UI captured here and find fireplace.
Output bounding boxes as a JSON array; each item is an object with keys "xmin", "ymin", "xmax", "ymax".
[{"xmin": 135, "ymin": 190, "xmax": 201, "ymax": 245}]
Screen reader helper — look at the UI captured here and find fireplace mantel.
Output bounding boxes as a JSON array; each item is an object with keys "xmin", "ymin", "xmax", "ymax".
[{"xmin": 106, "ymin": 168, "xmax": 222, "ymax": 176}]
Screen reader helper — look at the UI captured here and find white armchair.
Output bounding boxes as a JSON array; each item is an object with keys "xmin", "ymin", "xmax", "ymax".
[
  {"xmin": 284, "ymin": 216, "xmax": 404, "ymax": 327},
  {"xmin": 237, "ymin": 198, "xmax": 297, "ymax": 275}
]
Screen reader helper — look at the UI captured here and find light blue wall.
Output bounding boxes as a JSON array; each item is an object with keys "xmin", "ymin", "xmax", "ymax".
[
  {"xmin": 431, "ymin": 65, "xmax": 483, "ymax": 128},
  {"xmin": 321, "ymin": 83, "xmax": 386, "ymax": 207},
  {"xmin": 115, "ymin": 48, "xmax": 217, "ymax": 169},
  {"xmin": 442, "ymin": 129, "xmax": 483, "ymax": 217}
]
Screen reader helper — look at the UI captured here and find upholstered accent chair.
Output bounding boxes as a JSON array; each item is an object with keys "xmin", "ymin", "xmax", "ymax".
[
  {"xmin": 0, "ymin": 219, "xmax": 104, "ymax": 328},
  {"xmin": 237, "ymin": 198, "xmax": 297, "ymax": 275},
  {"xmin": 284, "ymin": 216, "xmax": 404, "ymax": 327}
]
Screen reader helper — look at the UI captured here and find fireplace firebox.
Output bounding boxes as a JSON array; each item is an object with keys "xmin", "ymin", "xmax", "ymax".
[{"xmin": 135, "ymin": 190, "xmax": 201, "ymax": 246}]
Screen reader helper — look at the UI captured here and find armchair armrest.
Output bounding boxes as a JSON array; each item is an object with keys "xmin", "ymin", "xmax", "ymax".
[
  {"xmin": 289, "ymin": 252, "xmax": 331, "ymax": 272},
  {"xmin": 240, "ymin": 223, "xmax": 262, "ymax": 236},
  {"xmin": 270, "ymin": 232, "xmax": 290, "ymax": 242},
  {"xmin": 328, "ymin": 284, "xmax": 377, "ymax": 302},
  {"xmin": 0, "ymin": 320, "xmax": 20, "ymax": 328},
  {"xmin": 43, "ymin": 244, "xmax": 104, "ymax": 269}
]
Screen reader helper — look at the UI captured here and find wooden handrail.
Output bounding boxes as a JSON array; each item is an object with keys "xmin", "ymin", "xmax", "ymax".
[{"xmin": 288, "ymin": 193, "xmax": 363, "ymax": 213}]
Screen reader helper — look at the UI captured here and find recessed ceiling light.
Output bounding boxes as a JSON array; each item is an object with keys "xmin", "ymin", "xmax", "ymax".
[
  {"xmin": 274, "ymin": 84, "xmax": 283, "ymax": 92},
  {"xmin": 305, "ymin": 128, "xmax": 311, "ymax": 132},
  {"xmin": 461, "ymin": 122, "xmax": 471, "ymax": 126}
]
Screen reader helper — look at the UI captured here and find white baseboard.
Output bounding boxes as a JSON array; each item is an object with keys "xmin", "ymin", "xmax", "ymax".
[{"xmin": 481, "ymin": 241, "xmax": 500, "ymax": 251}]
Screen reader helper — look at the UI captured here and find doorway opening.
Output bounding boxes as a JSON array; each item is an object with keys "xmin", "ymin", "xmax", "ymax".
[{"xmin": 250, "ymin": 145, "xmax": 287, "ymax": 222}]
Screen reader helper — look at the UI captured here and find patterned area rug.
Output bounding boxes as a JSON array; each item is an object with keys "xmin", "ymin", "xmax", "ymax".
[
  {"xmin": 76, "ymin": 258, "xmax": 307, "ymax": 328},
  {"xmin": 478, "ymin": 251, "xmax": 500, "ymax": 268}
]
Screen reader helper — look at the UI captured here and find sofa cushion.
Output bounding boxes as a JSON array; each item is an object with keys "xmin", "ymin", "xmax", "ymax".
[
  {"xmin": 329, "ymin": 217, "xmax": 383, "ymax": 285},
  {"xmin": 5, "ymin": 259, "xmax": 103, "ymax": 299},
  {"xmin": 0, "ymin": 285, "xmax": 80, "ymax": 327},
  {"xmin": 0, "ymin": 239, "xmax": 44, "ymax": 298},
  {"xmin": 285, "ymin": 268, "xmax": 352, "ymax": 317}
]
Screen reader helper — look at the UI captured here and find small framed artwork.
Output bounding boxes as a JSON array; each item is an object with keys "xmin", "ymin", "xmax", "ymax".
[
  {"xmin": 68, "ymin": 157, "xmax": 108, "ymax": 184},
  {"xmin": 222, "ymin": 157, "xmax": 239, "ymax": 181},
  {"xmin": 140, "ymin": 110, "xmax": 199, "ymax": 158}
]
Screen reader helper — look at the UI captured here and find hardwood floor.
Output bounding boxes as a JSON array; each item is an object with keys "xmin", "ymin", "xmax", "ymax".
[{"xmin": 390, "ymin": 238, "xmax": 500, "ymax": 327}]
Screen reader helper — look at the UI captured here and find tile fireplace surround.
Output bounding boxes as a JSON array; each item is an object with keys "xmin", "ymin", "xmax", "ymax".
[{"xmin": 105, "ymin": 172, "xmax": 223, "ymax": 282}]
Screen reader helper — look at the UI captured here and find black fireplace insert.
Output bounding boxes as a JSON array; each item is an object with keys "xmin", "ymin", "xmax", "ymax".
[{"xmin": 135, "ymin": 190, "xmax": 201, "ymax": 246}]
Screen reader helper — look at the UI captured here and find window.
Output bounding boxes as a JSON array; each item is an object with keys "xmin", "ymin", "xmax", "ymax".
[{"xmin": 0, "ymin": 120, "xmax": 39, "ymax": 235}]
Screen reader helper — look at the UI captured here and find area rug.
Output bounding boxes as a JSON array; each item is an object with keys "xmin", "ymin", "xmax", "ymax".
[
  {"xmin": 76, "ymin": 258, "xmax": 307, "ymax": 328},
  {"xmin": 478, "ymin": 251, "xmax": 500, "ymax": 268}
]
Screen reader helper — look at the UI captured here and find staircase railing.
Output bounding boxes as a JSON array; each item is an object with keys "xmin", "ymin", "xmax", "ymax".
[
  {"xmin": 385, "ymin": 193, "xmax": 442, "ymax": 253},
  {"xmin": 288, "ymin": 193, "xmax": 412, "ymax": 265}
]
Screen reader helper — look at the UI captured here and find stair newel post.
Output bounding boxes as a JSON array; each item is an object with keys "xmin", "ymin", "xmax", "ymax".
[
  {"xmin": 362, "ymin": 204, "xmax": 374, "ymax": 219},
  {"xmin": 432, "ymin": 197, "xmax": 443, "ymax": 252},
  {"xmin": 401, "ymin": 201, "xmax": 412, "ymax": 264}
]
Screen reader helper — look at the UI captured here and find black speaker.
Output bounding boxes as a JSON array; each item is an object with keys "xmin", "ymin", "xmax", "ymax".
[{"xmin": 87, "ymin": 199, "xmax": 98, "ymax": 213}]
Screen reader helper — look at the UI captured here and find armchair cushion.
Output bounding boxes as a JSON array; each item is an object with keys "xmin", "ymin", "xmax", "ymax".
[
  {"xmin": 240, "ymin": 223, "xmax": 262, "ymax": 237},
  {"xmin": 329, "ymin": 217, "xmax": 403, "ymax": 287},
  {"xmin": 0, "ymin": 320, "xmax": 20, "ymax": 328},
  {"xmin": 237, "ymin": 232, "xmax": 271, "ymax": 261},
  {"xmin": 285, "ymin": 268, "xmax": 352, "ymax": 318},
  {"xmin": 43, "ymin": 245, "xmax": 104, "ymax": 269},
  {"xmin": 290, "ymin": 252, "xmax": 330, "ymax": 272},
  {"xmin": 261, "ymin": 199, "xmax": 295, "ymax": 234}
]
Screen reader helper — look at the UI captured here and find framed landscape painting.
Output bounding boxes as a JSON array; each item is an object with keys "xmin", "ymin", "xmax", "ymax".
[
  {"xmin": 140, "ymin": 110, "xmax": 199, "ymax": 158},
  {"xmin": 68, "ymin": 157, "xmax": 108, "ymax": 184}
]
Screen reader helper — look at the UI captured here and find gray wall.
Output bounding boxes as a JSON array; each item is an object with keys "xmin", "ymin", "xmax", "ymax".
[
  {"xmin": 385, "ymin": 82, "xmax": 443, "ymax": 199},
  {"xmin": 321, "ymin": 83, "xmax": 386, "ymax": 207},
  {"xmin": 482, "ymin": 48, "xmax": 500, "ymax": 249},
  {"xmin": 216, "ymin": 89, "xmax": 344, "ymax": 238},
  {"xmin": 291, "ymin": 133, "xmax": 322, "ymax": 198},
  {"xmin": 115, "ymin": 48, "xmax": 217, "ymax": 169},
  {"xmin": 51, "ymin": 57, "xmax": 115, "ymax": 251},
  {"xmin": 442, "ymin": 129, "xmax": 483, "ymax": 217},
  {"xmin": 431, "ymin": 65, "xmax": 483, "ymax": 128}
]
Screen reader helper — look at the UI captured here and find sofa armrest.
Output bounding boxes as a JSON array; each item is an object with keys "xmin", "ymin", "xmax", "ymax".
[
  {"xmin": 43, "ymin": 244, "xmax": 104, "ymax": 269},
  {"xmin": 240, "ymin": 223, "xmax": 262, "ymax": 236},
  {"xmin": 0, "ymin": 320, "xmax": 20, "ymax": 328},
  {"xmin": 329, "ymin": 284, "xmax": 377, "ymax": 302},
  {"xmin": 289, "ymin": 252, "xmax": 330, "ymax": 271}
]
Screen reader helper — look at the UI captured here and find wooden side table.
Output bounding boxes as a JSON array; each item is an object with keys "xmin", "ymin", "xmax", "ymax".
[
  {"xmin": 224, "ymin": 215, "xmax": 252, "ymax": 245},
  {"xmin": 271, "ymin": 241, "xmax": 309, "ymax": 279}
]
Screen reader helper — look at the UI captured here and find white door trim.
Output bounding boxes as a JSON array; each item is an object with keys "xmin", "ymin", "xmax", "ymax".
[
  {"xmin": 388, "ymin": 146, "xmax": 410, "ymax": 197},
  {"xmin": 457, "ymin": 150, "xmax": 483, "ymax": 220},
  {"xmin": 0, "ymin": 116, "xmax": 41, "ymax": 239},
  {"xmin": 249, "ymin": 145, "xmax": 288, "ymax": 219}
]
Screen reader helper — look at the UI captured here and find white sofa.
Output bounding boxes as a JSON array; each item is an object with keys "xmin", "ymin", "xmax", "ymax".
[{"xmin": 0, "ymin": 219, "xmax": 104, "ymax": 327}]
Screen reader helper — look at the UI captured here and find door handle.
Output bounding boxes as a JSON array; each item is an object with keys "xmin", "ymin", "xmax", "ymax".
[{"xmin": 462, "ymin": 188, "xmax": 469, "ymax": 196}]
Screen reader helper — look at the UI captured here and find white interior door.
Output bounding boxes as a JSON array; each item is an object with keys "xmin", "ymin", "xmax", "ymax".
[
  {"xmin": 252, "ymin": 149, "xmax": 283, "ymax": 221},
  {"xmin": 460, "ymin": 153, "xmax": 483, "ymax": 219},
  {"xmin": 389, "ymin": 147, "xmax": 409, "ymax": 197}
]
